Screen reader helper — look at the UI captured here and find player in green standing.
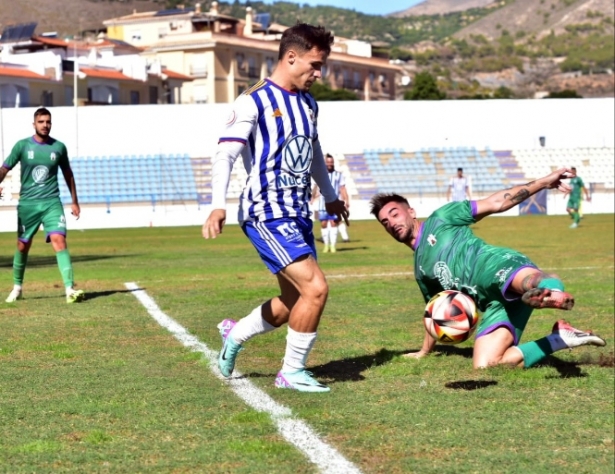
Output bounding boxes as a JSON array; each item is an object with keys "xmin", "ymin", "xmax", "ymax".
[
  {"xmin": 370, "ymin": 167, "xmax": 605, "ymax": 369},
  {"xmin": 566, "ymin": 166, "xmax": 591, "ymax": 229},
  {"xmin": 0, "ymin": 107, "xmax": 85, "ymax": 303}
]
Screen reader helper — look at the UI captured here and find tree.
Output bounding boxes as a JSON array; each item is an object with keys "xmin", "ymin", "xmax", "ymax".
[
  {"xmin": 310, "ymin": 82, "xmax": 359, "ymax": 101},
  {"xmin": 404, "ymin": 72, "xmax": 446, "ymax": 100},
  {"xmin": 545, "ymin": 89, "xmax": 583, "ymax": 98}
]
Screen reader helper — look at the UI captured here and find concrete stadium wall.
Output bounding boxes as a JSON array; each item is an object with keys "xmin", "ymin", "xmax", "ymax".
[{"xmin": 0, "ymin": 98, "xmax": 613, "ymax": 233}]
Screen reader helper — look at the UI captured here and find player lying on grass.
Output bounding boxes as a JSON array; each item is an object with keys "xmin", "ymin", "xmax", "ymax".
[{"xmin": 370, "ymin": 168, "xmax": 606, "ymax": 369}]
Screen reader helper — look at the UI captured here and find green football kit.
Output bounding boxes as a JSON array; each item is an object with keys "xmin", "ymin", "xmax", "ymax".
[
  {"xmin": 566, "ymin": 176, "xmax": 584, "ymax": 211},
  {"xmin": 413, "ymin": 201, "xmax": 538, "ymax": 345},
  {"xmin": 3, "ymin": 136, "xmax": 70, "ymax": 243},
  {"xmin": 2, "ymin": 135, "xmax": 79, "ymax": 293}
]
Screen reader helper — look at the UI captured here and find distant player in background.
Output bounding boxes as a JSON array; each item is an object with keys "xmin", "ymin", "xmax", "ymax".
[
  {"xmin": 447, "ymin": 167, "xmax": 471, "ymax": 202},
  {"xmin": 0, "ymin": 108, "xmax": 85, "ymax": 304},
  {"xmin": 371, "ymin": 167, "xmax": 605, "ymax": 369},
  {"xmin": 203, "ymin": 23, "xmax": 348, "ymax": 393},
  {"xmin": 312, "ymin": 154, "xmax": 349, "ymax": 252},
  {"xmin": 566, "ymin": 166, "xmax": 591, "ymax": 229}
]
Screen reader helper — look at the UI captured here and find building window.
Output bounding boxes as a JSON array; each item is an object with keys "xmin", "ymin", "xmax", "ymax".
[
  {"xmin": 130, "ymin": 90, "xmax": 140, "ymax": 104},
  {"xmin": 149, "ymin": 86, "xmax": 158, "ymax": 104},
  {"xmin": 236, "ymin": 53, "xmax": 245, "ymax": 70},
  {"xmin": 64, "ymin": 86, "xmax": 73, "ymax": 106},
  {"xmin": 193, "ymin": 84, "xmax": 208, "ymax": 104},
  {"xmin": 191, "ymin": 54, "xmax": 208, "ymax": 77},
  {"xmin": 158, "ymin": 28, "xmax": 167, "ymax": 39},
  {"xmin": 131, "ymin": 30, "xmax": 142, "ymax": 42},
  {"xmin": 237, "ymin": 85, "xmax": 246, "ymax": 96},
  {"xmin": 369, "ymin": 72, "xmax": 375, "ymax": 87},
  {"xmin": 41, "ymin": 90, "xmax": 53, "ymax": 107},
  {"xmin": 266, "ymin": 57, "xmax": 275, "ymax": 75},
  {"xmin": 321, "ymin": 65, "xmax": 328, "ymax": 78},
  {"xmin": 247, "ymin": 57, "xmax": 258, "ymax": 78},
  {"xmin": 353, "ymin": 71, "xmax": 361, "ymax": 89}
]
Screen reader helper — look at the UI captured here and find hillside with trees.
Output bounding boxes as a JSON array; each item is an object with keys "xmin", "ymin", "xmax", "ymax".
[{"xmin": 1, "ymin": 0, "xmax": 613, "ymax": 99}]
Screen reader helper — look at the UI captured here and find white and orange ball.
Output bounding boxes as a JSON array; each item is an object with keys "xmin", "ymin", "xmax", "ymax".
[{"xmin": 423, "ymin": 290, "xmax": 480, "ymax": 345}]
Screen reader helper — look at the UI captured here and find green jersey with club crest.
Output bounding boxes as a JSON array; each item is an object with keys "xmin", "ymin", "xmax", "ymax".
[
  {"xmin": 413, "ymin": 201, "xmax": 536, "ymax": 312},
  {"xmin": 3, "ymin": 136, "xmax": 69, "ymax": 202}
]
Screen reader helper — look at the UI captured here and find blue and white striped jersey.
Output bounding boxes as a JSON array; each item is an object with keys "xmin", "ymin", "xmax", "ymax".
[
  {"xmin": 219, "ymin": 79, "xmax": 320, "ymax": 223},
  {"xmin": 318, "ymin": 171, "xmax": 345, "ymax": 212}
]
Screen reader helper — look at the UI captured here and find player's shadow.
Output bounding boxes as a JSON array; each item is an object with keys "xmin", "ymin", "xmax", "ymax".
[
  {"xmin": 541, "ymin": 355, "xmax": 588, "ymax": 378},
  {"xmin": 309, "ymin": 348, "xmax": 405, "ymax": 382},
  {"xmin": 0, "ymin": 254, "xmax": 138, "ymax": 268},
  {"xmin": 433, "ymin": 345, "xmax": 474, "ymax": 359},
  {"xmin": 334, "ymin": 246, "xmax": 369, "ymax": 252},
  {"xmin": 85, "ymin": 289, "xmax": 137, "ymax": 301},
  {"xmin": 445, "ymin": 380, "xmax": 498, "ymax": 390}
]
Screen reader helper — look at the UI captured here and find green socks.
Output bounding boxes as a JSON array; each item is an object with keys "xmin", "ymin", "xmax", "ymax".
[
  {"xmin": 56, "ymin": 249, "xmax": 74, "ymax": 288},
  {"xmin": 12, "ymin": 250, "xmax": 28, "ymax": 285},
  {"xmin": 518, "ymin": 338, "xmax": 554, "ymax": 368}
]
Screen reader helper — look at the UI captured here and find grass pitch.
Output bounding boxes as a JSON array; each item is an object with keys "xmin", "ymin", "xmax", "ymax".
[{"xmin": 0, "ymin": 214, "xmax": 613, "ymax": 473}]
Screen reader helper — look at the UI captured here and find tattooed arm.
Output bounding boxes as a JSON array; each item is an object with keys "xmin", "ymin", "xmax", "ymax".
[{"xmin": 474, "ymin": 167, "xmax": 574, "ymax": 221}]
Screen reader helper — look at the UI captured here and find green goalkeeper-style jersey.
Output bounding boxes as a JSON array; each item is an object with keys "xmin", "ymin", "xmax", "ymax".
[
  {"xmin": 568, "ymin": 176, "xmax": 584, "ymax": 200},
  {"xmin": 2, "ymin": 136, "xmax": 70, "ymax": 202},
  {"xmin": 413, "ymin": 201, "xmax": 534, "ymax": 312}
]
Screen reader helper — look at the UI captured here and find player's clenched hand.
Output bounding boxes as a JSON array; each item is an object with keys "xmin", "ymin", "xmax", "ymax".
[
  {"xmin": 71, "ymin": 203, "xmax": 81, "ymax": 220},
  {"xmin": 544, "ymin": 167, "xmax": 573, "ymax": 194},
  {"xmin": 325, "ymin": 199, "xmax": 349, "ymax": 226},
  {"xmin": 203, "ymin": 209, "xmax": 226, "ymax": 239}
]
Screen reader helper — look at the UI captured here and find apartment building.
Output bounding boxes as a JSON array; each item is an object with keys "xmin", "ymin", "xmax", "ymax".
[
  {"xmin": 0, "ymin": 24, "xmax": 192, "ymax": 108},
  {"xmin": 104, "ymin": 2, "xmax": 402, "ymax": 104}
]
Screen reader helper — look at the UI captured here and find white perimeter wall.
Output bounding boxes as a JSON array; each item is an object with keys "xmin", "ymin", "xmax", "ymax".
[{"xmin": 0, "ymin": 98, "xmax": 613, "ymax": 232}]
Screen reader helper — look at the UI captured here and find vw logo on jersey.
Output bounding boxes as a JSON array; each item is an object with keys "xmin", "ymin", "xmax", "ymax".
[
  {"xmin": 32, "ymin": 165, "xmax": 49, "ymax": 184},
  {"xmin": 283, "ymin": 135, "xmax": 312, "ymax": 173}
]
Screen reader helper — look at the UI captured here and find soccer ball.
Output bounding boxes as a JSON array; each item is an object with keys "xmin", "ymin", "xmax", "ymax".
[{"xmin": 423, "ymin": 290, "xmax": 479, "ymax": 345}]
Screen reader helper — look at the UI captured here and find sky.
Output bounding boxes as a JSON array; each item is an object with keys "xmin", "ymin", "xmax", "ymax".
[{"xmin": 253, "ymin": 0, "xmax": 425, "ymax": 16}]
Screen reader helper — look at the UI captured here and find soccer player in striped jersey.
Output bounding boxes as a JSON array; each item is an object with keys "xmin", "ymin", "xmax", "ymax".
[
  {"xmin": 371, "ymin": 168, "xmax": 605, "ymax": 369},
  {"xmin": 313, "ymin": 154, "xmax": 349, "ymax": 253},
  {"xmin": 203, "ymin": 23, "xmax": 348, "ymax": 393}
]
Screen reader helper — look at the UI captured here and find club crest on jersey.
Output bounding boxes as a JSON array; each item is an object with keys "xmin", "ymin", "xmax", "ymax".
[
  {"xmin": 283, "ymin": 135, "xmax": 312, "ymax": 173},
  {"xmin": 434, "ymin": 261, "xmax": 458, "ymax": 290},
  {"xmin": 27, "ymin": 150, "xmax": 34, "ymax": 160},
  {"xmin": 32, "ymin": 165, "xmax": 49, "ymax": 184},
  {"xmin": 50, "ymin": 152, "xmax": 56, "ymax": 161},
  {"xmin": 272, "ymin": 108, "xmax": 283, "ymax": 118},
  {"xmin": 226, "ymin": 110, "xmax": 237, "ymax": 126},
  {"xmin": 427, "ymin": 234, "xmax": 437, "ymax": 246}
]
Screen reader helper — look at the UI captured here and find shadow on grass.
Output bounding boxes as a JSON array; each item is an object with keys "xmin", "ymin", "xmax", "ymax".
[
  {"xmin": 334, "ymin": 246, "xmax": 369, "ymax": 252},
  {"xmin": 0, "ymin": 254, "xmax": 139, "ymax": 268},
  {"xmin": 541, "ymin": 351, "xmax": 614, "ymax": 378},
  {"xmin": 85, "ymin": 289, "xmax": 138, "ymax": 301},
  {"xmin": 445, "ymin": 380, "xmax": 498, "ymax": 390},
  {"xmin": 310, "ymin": 348, "xmax": 405, "ymax": 383},
  {"xmin": 433, "ymin": 345, "xmax": 474, "ymax": 359}
]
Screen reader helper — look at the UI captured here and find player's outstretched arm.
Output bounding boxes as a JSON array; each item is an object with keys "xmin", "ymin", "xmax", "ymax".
[
  {"xmin": 404, "ymin": 330, "xmax": 437, "ymax": 359},
  {"xmin": 474, "ymin": 167, "xmax": 574, "ymax": 221}
]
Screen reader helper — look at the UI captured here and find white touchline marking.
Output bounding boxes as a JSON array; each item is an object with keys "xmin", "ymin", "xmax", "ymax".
[
  {"xmin": 325, "ymin": 265, "xmax": 614, "ymax": 280},
  {"xmin": 124, "ymin": 282, "xmax": 362, "ymax": 474}
]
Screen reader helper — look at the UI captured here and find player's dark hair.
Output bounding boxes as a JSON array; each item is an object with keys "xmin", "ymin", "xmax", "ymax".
[
  {"xmin": 278, "ymin": 23, "xmax": 333, "ymax": 60},
  {"xmin": 457, "ymin": 167, "xmax": 463, "ymax": 172},
  {"xmin": 34, "ymin": 107, "xmax": 51, "ymax": 119},
  {"xmin": 370, "ymin": 193, "xmax": 409, "ymax": 218}
]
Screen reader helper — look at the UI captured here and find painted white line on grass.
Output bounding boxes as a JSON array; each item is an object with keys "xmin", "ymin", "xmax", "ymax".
[
  {"xmin": 325, "ymin": 265, "xmax": 614, "ymax": 280},
  {"xmin": 124, "ymin": 282, "xmax": 362, "ymax": 474}
]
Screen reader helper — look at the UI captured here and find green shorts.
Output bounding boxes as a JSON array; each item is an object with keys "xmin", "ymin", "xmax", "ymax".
[
  {"xmin": 17, "ymin": 199, "xmax": 67, "ymax": 243},
  {"xmin": 567, "ymin": 197, "xmax": 580, "ymax": 211},
  {"xmin": 473, "ymin": 247, "xmax": 537, "ymax": 345},
  {"xmin": 475, "ymin": 299, "xmax": 533, "ymax": 346}
]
